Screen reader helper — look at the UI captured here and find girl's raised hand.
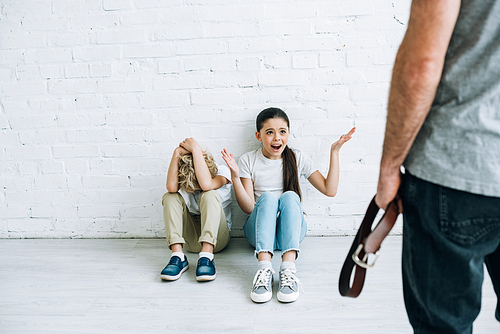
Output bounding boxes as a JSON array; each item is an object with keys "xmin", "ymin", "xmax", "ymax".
[
  {"xmin": 331, "ymin": 127, "xmax": 356, "ymax": 152},
  {"xmin": 221, "ymin": 149, "xmax": 239, "ymax": 178}
]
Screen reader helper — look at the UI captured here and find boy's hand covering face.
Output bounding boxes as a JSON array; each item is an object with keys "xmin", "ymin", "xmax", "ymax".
[
  {"xmin": 179, "ymin": 137, "xmax": 202, "ymax": 154},
  {"xmin": 175, "ymin": 146, "xmax": 190, "ymax": 156}
]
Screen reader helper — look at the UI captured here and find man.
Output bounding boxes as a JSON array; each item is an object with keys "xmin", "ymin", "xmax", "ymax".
[{"xmin": 375, "ymin": 0, "xmax": 500, "ymax": 333}]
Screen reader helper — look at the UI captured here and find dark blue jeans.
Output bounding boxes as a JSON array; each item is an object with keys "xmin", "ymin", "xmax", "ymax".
[{"xmin": 402, "ymin": 172, "xmax": 500, "ymax": 333}]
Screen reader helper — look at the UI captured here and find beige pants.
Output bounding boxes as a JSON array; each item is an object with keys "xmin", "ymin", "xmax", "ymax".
[{"xmin": 162, "ymin": 190, "xmax": 230, "ymax": 253}]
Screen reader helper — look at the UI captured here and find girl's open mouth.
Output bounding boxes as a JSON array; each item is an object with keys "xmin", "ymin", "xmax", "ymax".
[{"xmin": 271, "ymin": 144, "xmax": 282, "ymax": 152}]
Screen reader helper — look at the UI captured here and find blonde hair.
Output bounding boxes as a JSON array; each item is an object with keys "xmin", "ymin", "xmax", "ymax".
[{"xmin": 178, "ymin": 152, "xmax": 218, "ymax": 193}]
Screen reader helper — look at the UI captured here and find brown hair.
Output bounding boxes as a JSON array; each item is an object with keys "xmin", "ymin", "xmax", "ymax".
[
  {"xmin": 256, "ymin": 107, "xmax": 301, "ymax": 200},
  {"xmin": 178, "ymin": 152, "xmax": 218, "ymax": 193}
]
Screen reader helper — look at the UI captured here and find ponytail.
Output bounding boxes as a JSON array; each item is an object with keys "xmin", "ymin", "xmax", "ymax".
[{"xmin": 282, "ymin": 146, "xmax": 301, "ymax": 200}]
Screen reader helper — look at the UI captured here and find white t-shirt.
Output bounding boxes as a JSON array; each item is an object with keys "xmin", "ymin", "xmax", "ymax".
[
  {"xmin": 238, "ymin": 148, "xmax": 316, "ymax": 202},
  {"xmin": 176, "ymin": 164, "xmax": 233, "ymax": 229}
]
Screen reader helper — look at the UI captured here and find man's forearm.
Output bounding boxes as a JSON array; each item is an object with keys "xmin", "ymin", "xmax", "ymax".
[
  {"xmin": 381, "ymin": 0, "xmax": 461, "ymax": 170},
  {"xmin": 381, "ymin": 51, "xmax": 442, "ymax": 170},
  {"xmin": 376, "ymin": 0, "xmax": 460, "ymax": 209}
]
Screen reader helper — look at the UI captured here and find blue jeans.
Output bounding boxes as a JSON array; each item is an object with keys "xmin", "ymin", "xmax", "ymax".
[
  {"xmin": 402, "ymin": 172, "xmax": 500, "ymax": 333},
  {"xmin": 244, "ymin": 191, "xmax": 307, "ymax": 257}
]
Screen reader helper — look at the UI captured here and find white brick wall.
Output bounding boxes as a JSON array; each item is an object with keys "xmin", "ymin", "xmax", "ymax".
[{"xmin": 0, "ymin": 0, "xmax": 411, "ymax": 238}]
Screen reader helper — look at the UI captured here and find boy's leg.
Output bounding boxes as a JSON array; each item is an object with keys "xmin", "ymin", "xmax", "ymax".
[
  {"xmin": 192, "ymin": 190, "xmax": 228, "ymax": 281},
  {"xmin": 162, "ymin": 192, "xmax": 191, "ymax": 248},
  {"xmin": 161, "ymin": 192, "xmax": 192, "ymax": 280},
  {"xmin": 198, "ymin": 190, "xmax": 230, "ymax": 253}
]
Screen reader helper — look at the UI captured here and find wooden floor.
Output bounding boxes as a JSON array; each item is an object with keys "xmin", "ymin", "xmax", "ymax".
[{"xmin": 0, "ymin": 237, "xmax": 498, "ymax": 334}]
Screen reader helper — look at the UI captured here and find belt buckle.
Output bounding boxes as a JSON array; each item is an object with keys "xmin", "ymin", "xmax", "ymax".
[{"xmin": 352, "ymin": 244, "xmax": 379, "ymax": 269}]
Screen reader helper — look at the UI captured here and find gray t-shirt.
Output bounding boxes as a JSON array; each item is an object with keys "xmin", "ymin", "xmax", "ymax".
[{"xmin": 404, "ymin": 0, "xmax": 500, "ymax": 197}]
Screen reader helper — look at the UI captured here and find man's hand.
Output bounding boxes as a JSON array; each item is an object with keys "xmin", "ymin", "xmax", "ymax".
[{"xmin": 375, "ymin": 167, "xmax": 402, "ymax": 210}]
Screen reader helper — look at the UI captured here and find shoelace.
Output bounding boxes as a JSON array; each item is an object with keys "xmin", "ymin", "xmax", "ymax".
[
  {"xmin": 252, "ymin": 267, "xmax": 275, "ymax": 291},
  {"xmin": 279, "ymin": 267, "xmax": 304, "ymax": 293}
]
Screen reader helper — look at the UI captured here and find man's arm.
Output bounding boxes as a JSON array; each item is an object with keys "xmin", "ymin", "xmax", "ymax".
[{"xmin": 375, "ymin": 0, "xmax": 461, "ymax": 209}]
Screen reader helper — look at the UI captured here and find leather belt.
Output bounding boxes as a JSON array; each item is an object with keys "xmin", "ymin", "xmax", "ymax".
[{"xmin": 338, "ymin": 196, "xmax": 401, "ymax": 298}]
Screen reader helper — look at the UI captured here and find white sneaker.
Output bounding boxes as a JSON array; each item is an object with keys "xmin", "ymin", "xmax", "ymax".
[
  {"xmin": 250, "ymin": 267, "xmax": 275, "ymax": 303},
  {"xmin": 277, "ymin": 267, "xmax": 301, "ymax": 303}
]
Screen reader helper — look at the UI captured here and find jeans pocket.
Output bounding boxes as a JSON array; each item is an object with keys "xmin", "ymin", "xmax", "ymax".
[{"xmin": 439, "ymin": 186, "xmax": 500, "ymax": 245}]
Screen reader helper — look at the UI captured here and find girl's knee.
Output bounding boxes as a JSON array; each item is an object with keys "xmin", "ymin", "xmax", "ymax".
[
  {"xmin": 258, "ymin": 192, "xmax": 279, "ymax": 204},
  {"xmin": 280, "ymin": 191, "xmax": 300, "ymax": 205},
  {"xmin": 254, "ymin": 192, "xmax": 279, "ymax": 213}
]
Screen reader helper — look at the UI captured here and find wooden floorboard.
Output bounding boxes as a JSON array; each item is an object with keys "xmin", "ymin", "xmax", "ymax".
[{"xmin": 0, "ymin": 237, "xmax": 498, "ymax": 333}]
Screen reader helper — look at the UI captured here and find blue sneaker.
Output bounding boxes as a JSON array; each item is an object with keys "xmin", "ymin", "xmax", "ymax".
[
  {"xmin": 196, "ymin": 257, "xmax": 216, "ymax": 281},
  {"xmin": 160, "ymin": 256, "xmax": 189, "ymax": 281}
]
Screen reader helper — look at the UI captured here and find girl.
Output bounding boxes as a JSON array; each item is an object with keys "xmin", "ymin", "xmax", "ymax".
[
  {"xmin": 161, "ymin": 137, "xmax": 232, "ymax": 282},
  {"xmin": 222, "ymin": 107, "xmax": 354, "ymax": 303}
]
